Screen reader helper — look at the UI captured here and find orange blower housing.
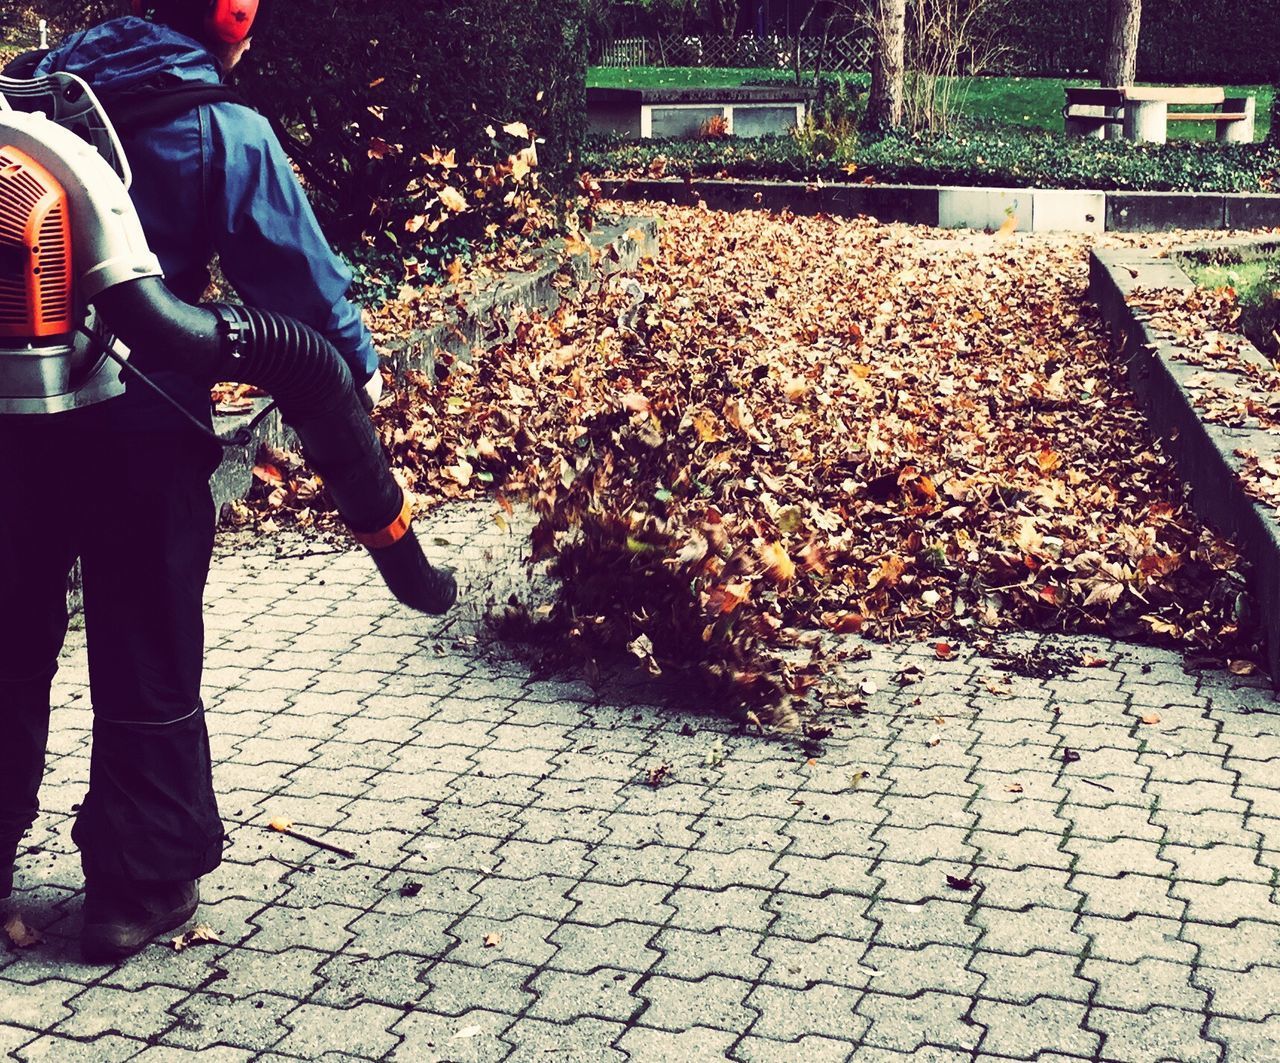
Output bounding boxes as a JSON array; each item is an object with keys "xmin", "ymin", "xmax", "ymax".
[{"xmin": 0, "ymin": 144, "xmax": 73, "ymax": 340}]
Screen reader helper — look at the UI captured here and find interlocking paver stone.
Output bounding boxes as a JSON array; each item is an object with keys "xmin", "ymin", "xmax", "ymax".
[
  {"xmin": 525, "ymin": 967, "xmax": 643, "ymax": 1022},
  {"xmin": 972, "ymin": 866, "xmax": 1079, "ymax": 912},
  {"xmin": 856, "ymin": 990, "xmax": 981, "ymax": 1053},
  {"xmin": 1087, "ymin": 1006, "xmax": 1221, "ymax": 1063},
  {"xmin": 666, "ymin": 885, "xmax": 772, "ymax": 932},
  {"xmin": 388, "ymin": 1008, "xmax": 514, "ymax": 1062},
  {"xmin": 0, "ymin": 1027, "xmax": 32, "ymax": 1058},
  {"xmin": 415, "ymin": 959, "xmax": 537, "ymax": 1017},
  {"xmin": 566, "ymin": 880, "xmax": 674, "ymax": 927},
  {"xmin": 757, "ymin": 932, "xmax": 877, "ymax": 989},
  {"xmin": 1191, "ymin": 964, "xmax": 1280, "ymax": 1021},
  {"xmin": 1083, "ymin": 957, "xmax": 1210, "ymax": 1012},
  {"xmin": 1063, "ymin": 836, "xmax": 1173, "ymax": 878},
  {"xmin": 0, "ymin": 977, "xmax": 82, "ymax": 1031},
  {"xmin": 653, "ymin": 926, "xmax": 768, "ymax": 981},
  {"xmin": 9, "ymin": 510, "xmax": 1280, "ymax": 1062},
  {"xmin": 973, "ymin": 997, "xmax": 1100, "ymax": 1059},
  {"xmin": 273, "ymin": 1001, "xmax": 403, "ymax": 1059},
  {"xmin": 54, "ymin": 983, "xmax": 188, "ymax": 1041},
  {"xmin": 1172, "ymin": 879, "xmax": 1280, "ymax": 926},
  {"xmin": 617, "ymin": 1025, "xmax": 739, "ymax": 1061},
  {"xmin": 746, "ymin": 982, "xmax": 868, "ymax": 1041},
  {"xmin": 870, "ymin": 897, "xmax": 981, "ymax": 950},
  {"xmin": 1209, "ymin": 1015, "xmax": 1280, "ymax": 1063},
  {"xmin": 547, "ymin": 920, "xmax": 661, "ymax": 975},
  {"xmin": 764, "ymin": 889, "xmax": 876, "ymax": 943},
  {"xmin": 315, "ymin": 946, "xmax": 434, "ymax": 1006},
  {"xmin": 971, "ymin": 905, "xmax": 1086, "ymax": 957},
  {"xmin": 732, "ymin": 1033, "xmax": 858, "ymax": 1063},
  {"xmin": 969, "ymin": 949, "xmax": 1091, "ymax": 1004},
  {"xmin": 502, "ymin": 1017, "xmax": 626, "ymax": 1063},
  {"xmin": 1167, "ymin": 845, "xmax": 1274, "ymax": 886},
  {"xmin": 1069, "ymin": 872, "xmax": 1185, "ymax": 920},
  {"xmin": 637, "ymin": 973, "xmax": 756, "ymax": 1032},
  {"xmin": 1077, "ymin": 914, "xmax": 1196, "ymax": 965},
  {"xmin": 131, "ymin": 1046, "xmax": 254, "ymax": 1062},
  {"xmin": 859, "ymin": 943, "xmax": 982, "ymax": 998},
  {"xmin": 162, "ymin": 992, "xmax": 294, "ymax": 1052},
  {"xmin": 15, "ymin": 1033, "xmax": 149, "ymax": 1061}
]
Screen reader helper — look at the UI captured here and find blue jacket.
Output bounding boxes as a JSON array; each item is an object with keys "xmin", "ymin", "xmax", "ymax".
[{"xmin": 38, "ymin": 17, "xmax": 377, "ymax": 429}]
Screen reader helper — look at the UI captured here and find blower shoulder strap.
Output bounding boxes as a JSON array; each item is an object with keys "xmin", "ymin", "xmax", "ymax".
[
  {"xmin": 1, "ymin": 48, "xmax": 50, "ymax": 80},
  {"xmin": 100, "ymin": 81, "xmax": 250, "ymax": 137},
  {"xmin": 2, "ymin": 47, "xmax": 250, "ymax": 137}
]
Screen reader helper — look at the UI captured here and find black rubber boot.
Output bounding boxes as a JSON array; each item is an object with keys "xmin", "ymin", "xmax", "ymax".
[
  {"xmin": 0, "ymin": 834, "xmax": 22, "ymax": 902},
  {"xmin": 81, "ymin": 878, "xmax": 199, "ymax": 963}
]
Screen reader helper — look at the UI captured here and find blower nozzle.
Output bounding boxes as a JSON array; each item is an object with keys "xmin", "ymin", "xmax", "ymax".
[{"xmin": 94, "ymin": 279, "xmax": 456, "ymax": 616}]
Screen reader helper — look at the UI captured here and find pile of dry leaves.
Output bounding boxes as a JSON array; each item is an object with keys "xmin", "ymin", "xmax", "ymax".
[{"xmin": 249, "ymin": 207, "xmax": 1259, "ymax": 722}]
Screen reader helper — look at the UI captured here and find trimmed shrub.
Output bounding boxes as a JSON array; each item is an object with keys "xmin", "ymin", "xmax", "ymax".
[
  {"xmin": 237, "ymin": 0, "xmax": 588, "ymax": 246},
  {"xmin": 583, "ymin": 127, "xmax": 1280, "ymax": 194}
]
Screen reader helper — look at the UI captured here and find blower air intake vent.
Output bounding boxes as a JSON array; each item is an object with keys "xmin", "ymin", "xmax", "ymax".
[{"xmin": 0, "ymin": 145, "xmax": 73, "ymax": 339}]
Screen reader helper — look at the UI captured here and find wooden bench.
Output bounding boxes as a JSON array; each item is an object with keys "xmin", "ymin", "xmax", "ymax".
[{"xmin": 1064, "ymin": 85, "xmax": 1256, "ymax": 143}]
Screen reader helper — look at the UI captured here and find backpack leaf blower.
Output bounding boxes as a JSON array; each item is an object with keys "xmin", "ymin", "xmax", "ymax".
[{"xmin": 0, "ymin": 71, "xmax": 456, "ymax": 615}]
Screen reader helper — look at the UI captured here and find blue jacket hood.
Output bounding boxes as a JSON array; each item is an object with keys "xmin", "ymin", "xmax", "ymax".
[{"xmin": 38, "ymin": 16, "xmax": 221, "ymax": 92}]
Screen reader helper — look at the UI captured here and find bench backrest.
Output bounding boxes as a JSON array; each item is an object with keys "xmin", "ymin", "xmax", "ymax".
[{"xmin": 1065, "ymin": 86, "xmax": 1124, "ymax": 107}]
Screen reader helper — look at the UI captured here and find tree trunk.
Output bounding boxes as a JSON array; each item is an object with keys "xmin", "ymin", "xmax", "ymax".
[
  {"xmin": 1101, "ymin": 0, "xmax": 1141, "ymax": 86},
  {"xmin": 865, "ymin": 0, "xmax": 906, "ymax": 129}
]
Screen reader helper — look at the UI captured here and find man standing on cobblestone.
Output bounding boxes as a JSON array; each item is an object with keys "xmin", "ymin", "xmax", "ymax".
[{"xmin": 0, "ymin": 0, "xmax": 380, "ymax": 962}]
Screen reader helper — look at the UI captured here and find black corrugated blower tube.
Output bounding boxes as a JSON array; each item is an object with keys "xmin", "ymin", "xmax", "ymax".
[{"xmin": 94, "ymin": 277, "xmax": 457, "ymax": 615}]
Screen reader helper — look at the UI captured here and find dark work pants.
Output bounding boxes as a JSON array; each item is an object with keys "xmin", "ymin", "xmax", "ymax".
[{"xmin": 0, "ymin": 417, "xmax": 225, "ymax": 883}]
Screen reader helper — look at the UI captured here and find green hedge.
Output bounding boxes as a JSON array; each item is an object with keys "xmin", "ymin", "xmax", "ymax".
[
  {"xmin": 584, "ymin": 129, "xmax": 1280, "ymax": 194},
  {"xmin": 238, "ymin": 0, "xmax": 587, "ymax": 243}
]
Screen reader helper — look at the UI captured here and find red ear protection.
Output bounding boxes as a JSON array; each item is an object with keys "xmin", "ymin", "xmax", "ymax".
[
  {"xmin": 203, "ymin": 0, "xmax": 258, "ymax": 44},
  {"xmin": 131, "ymin": 0, "xmax": 259, "ymax": 45}
]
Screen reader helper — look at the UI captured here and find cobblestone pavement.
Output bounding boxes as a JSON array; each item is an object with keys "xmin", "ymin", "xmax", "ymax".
[{"xmin": 3, "ymin": 504, "xmax": 1280, "ymax": 1062}]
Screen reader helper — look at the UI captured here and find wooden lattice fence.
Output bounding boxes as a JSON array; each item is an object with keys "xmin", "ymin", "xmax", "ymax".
[{"xmin": 599, "ymin": 34, "xmax": 873, "ymax": 73}]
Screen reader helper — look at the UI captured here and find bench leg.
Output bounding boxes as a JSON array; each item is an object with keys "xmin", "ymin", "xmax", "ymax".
[
  {"xmin": 1065, "ymin": 116, "xmax": 1106, "ymax": 139},
  {"xmin": 1065, "ymin": 104, "xmax": 1107, "ymax": 139},
  {"xmin": 1124, "ymin": 99, "xmax": 1167, "ymax": 144},
  {"xmin": 1219, "ymin": 96, "xmax": 1256, "ymax": 143}
]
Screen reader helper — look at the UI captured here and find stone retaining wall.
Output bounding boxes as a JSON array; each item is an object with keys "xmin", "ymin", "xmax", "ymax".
[
  {"xmin": 1089, "ymin": 248, "xmax": 1280, "ymax": 683},
  {"xmin": 603, "ymin": 178, "xmax": 1280, "ymax": 233}
]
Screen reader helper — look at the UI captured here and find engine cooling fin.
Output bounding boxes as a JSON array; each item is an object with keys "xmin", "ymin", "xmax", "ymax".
[{"xmin": 0, "ymin": 144, "xmax": 72, "ymax": 340}]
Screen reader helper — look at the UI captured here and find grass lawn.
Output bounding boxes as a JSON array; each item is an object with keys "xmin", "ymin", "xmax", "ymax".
[
  {"xmin": 1184, "ymin": 256, "xmax": 1280, "ymax": 298},
  {"xmin": 588, "ymin": 66, "xmax": 1274, "ymax": 141},
  {"xmin": 589, "ymin": 65, "xmax": 780, "ymax": 89},
  {"xmin": 1182, "ymin": 248, "xmax": 1280, "ymax": 357}
]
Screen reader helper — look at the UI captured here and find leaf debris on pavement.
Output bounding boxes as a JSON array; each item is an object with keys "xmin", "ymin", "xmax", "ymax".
[
  {"xmin": 171, "ymin": 924, "xmax": 221, "ymax": 952},
  {"xmin": 3, "ymin": 914, "xmax": 43, "ymax": 949}
]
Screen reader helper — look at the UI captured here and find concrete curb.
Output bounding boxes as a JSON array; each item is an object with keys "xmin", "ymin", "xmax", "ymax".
[
  {"xmin": 601, "ymin": 177, "xmax": 1280, "ymax": 233},
  {"xmin": 1174, "ymin": 234, "xmax": 1280, "ymax": 266},
  {"xmin": 207, "ymin": 218, "xmax": 659, "ymax": 519},
  {"xmin": 1088, "ymin": 248, "xmax": 1280, "ymax": 683}
]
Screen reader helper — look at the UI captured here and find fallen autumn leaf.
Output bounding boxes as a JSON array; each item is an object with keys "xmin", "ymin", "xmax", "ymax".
[
  {"xmin": 3, "ymin": 915, "xmax": 43, "ymax": 949},
  {"xmin": 171, "ymin": 924, "xmax": 221, "ymax": 952}
]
